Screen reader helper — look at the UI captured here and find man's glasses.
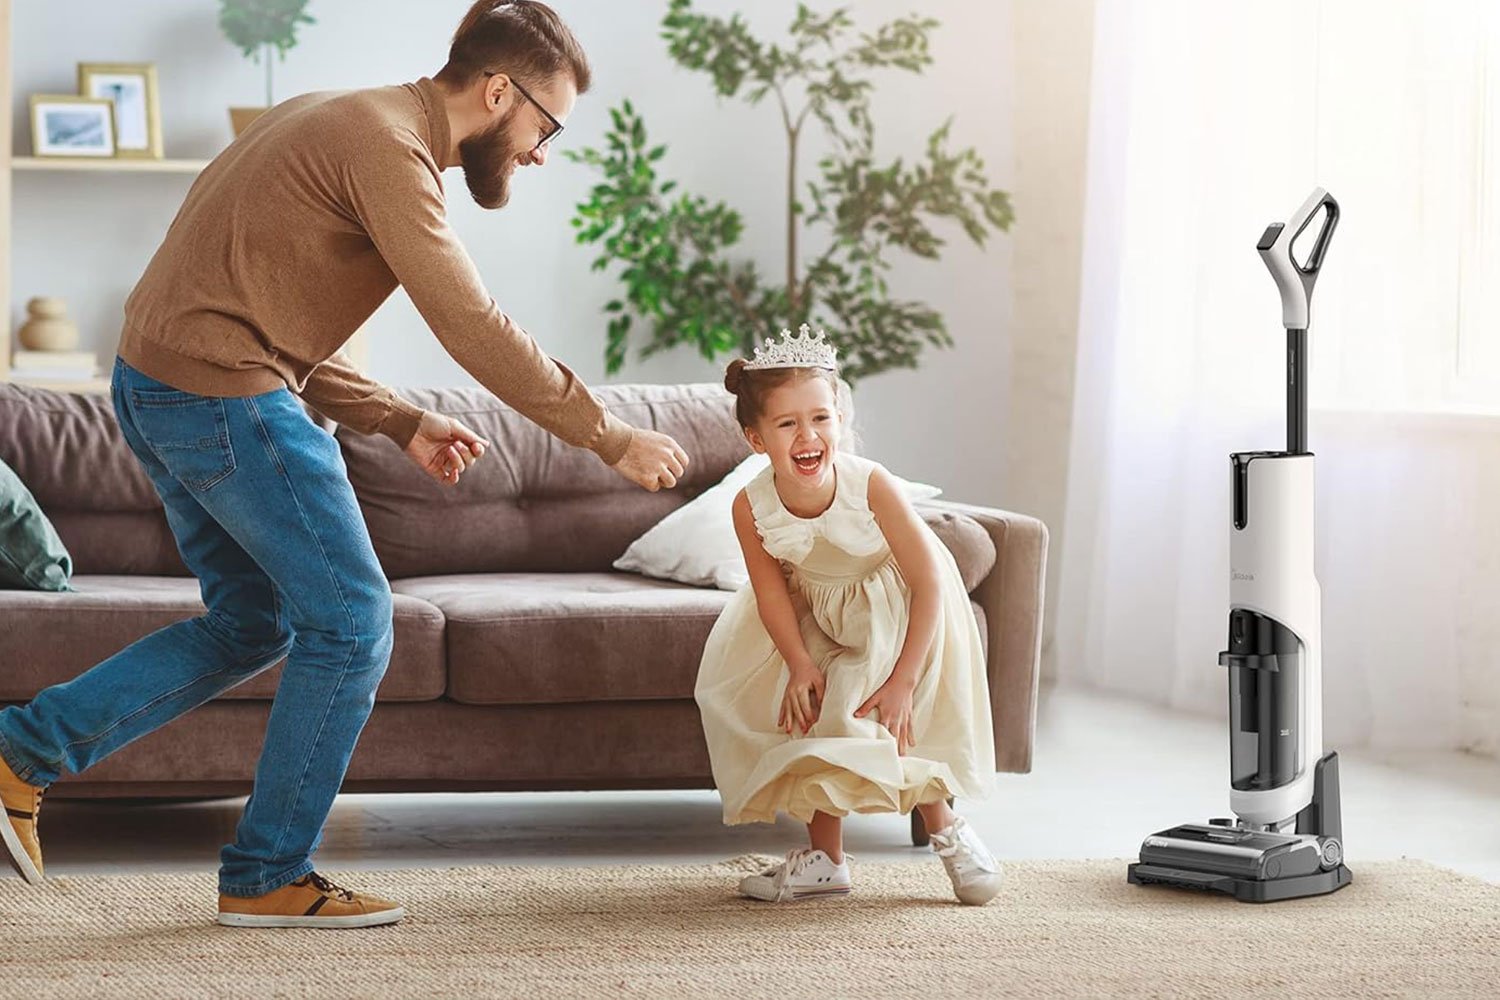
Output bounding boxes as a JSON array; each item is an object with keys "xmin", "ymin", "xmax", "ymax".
[{"xmin": 485, "ymin": 72, "xmax": 564, "ymax": 152}]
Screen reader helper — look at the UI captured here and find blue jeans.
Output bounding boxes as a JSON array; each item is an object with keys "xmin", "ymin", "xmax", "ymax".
[{"xmin": 0, "ymin": 357, "xmax": 394, "ymax": 896}]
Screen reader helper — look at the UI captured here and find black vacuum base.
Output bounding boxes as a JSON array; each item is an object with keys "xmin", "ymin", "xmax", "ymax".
[{"xmin": 1128, "ymin": 861, "xmax": 1353, "ymax": 902}]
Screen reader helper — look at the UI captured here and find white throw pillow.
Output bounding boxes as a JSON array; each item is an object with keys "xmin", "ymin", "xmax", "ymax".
[{"xmin": 613, "ymin": 453, "xmax": 942, "ymax": 591}]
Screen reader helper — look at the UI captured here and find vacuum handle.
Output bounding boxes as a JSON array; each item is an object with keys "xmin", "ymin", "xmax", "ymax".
[
  {"xmin": 1291, "ymin": 190, "xmax": 1339, "ymax": 277},
  {"xmin": 1257, "ymin": 187, "xmax": 1339, "ymax": 329}
]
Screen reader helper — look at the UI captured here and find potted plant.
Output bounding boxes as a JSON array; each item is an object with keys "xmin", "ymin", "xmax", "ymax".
[
  {"xmin": 567, "ymin": 0, "xmax": 1014, "ymax": 383},
  {"xmin": 218, "ymin": 0, "xmax": 316, "ymax": 136}
]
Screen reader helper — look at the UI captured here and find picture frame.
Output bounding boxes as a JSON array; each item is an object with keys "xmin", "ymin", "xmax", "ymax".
[
  {"xmin": 29, "ymin": 95, "xmax": 116, "ymax": 158},
  {"xmin": 78, "ymin": 62, "xmax": 163, "ymax": 159}
]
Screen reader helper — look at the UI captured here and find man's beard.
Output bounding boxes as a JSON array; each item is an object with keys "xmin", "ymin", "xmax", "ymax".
[{"xmin": 459, "ymin": 104, "xmax": 525, "ymax": 210}]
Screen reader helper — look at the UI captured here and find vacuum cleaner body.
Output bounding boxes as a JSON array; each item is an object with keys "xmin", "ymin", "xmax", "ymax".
[
  {"xmin": 1226, "ymin": 450, "xmax": 1321, "ymax": 829},
  {"xmin": 1128, "ymin": 188, "xmax": 1353, "ymax": 903}
]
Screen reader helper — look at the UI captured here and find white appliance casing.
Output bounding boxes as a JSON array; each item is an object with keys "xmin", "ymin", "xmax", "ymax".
[{"xmin": 1227, "ymin": 454, "xmax": 1322, "ymax": 827}]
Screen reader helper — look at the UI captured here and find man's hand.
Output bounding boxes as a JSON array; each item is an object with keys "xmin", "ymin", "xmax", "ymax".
[
  {"xmin": 404, "ymin": 410, "xmax": 489, "ymax": 487},
  {"xmin": 610, "ymin": 429, "xmax": 690, "ymax": 491}
]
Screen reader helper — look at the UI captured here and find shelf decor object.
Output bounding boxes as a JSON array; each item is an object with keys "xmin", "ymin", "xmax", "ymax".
[
  {"xmin": 78, "ymin": 62, "xmax": 163, "ymax": 159},
  {"xmin": 218, "ymin": 0, "xmax": 315, "ymax": 136},
  {"xmin": 15, "ymin": 297, "xmax": 80, "ymax": 352},
  {"xmin": 29, "ymin": 95, "xmax": 115, "ymax": 158}
]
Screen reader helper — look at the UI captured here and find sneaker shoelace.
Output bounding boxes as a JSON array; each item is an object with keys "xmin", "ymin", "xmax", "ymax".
[
  {"xmin": 933, "ymin": 823, "xmax": 997, "ymax": 879},
  {"xmin": 304, "ymin": 872, "xmax": 356, "ymax": 902},
  {"xmin": 768, "ymin": 849, "xmax": 820, "ymax": 901}
]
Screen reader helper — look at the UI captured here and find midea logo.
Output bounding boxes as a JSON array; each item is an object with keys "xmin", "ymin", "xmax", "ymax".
[{"xmin": 1232, "ymin": 571, "xmax": 1256, "ymax": 581}]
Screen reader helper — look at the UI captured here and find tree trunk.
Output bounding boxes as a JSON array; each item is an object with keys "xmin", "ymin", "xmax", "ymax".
[{"xmin": 786, "ymin": 125, "xmax": 799, "ymax": 318}]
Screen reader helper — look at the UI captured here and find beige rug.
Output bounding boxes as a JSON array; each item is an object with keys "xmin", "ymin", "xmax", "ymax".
[{"xmin": 1, "ymin": 858, "xmax": 1495, "ymax": 999}]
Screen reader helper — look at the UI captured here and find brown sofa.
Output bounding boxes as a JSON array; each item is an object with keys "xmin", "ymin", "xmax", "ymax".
[{"xmin": 0, "ymin": 379, "xmax": 1047, "ymax": 806}]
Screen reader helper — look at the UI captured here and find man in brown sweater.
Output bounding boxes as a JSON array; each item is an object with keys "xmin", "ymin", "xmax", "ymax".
[{"xmin": 0, "ymin": 0, "xmax": 686, "ymax": 928}]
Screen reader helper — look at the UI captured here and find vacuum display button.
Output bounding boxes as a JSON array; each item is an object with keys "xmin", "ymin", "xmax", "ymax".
[{"xmin": 1257, "ymin": 222, "xmax": 1284, "ymax": 251}]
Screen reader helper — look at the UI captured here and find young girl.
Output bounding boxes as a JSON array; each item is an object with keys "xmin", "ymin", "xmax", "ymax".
[{"xmin": 695, "ymin": 326, "xmax": 1004, "ymax": 906}]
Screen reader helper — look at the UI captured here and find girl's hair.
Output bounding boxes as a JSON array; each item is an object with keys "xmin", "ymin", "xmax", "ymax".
[{"xmin": 723, "ymin": 360, "xmax": 859, "ymax": 451}]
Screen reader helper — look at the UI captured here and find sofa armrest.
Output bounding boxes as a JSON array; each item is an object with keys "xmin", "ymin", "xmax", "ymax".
[{"xmin": 916, "ymin": 499, "xmax": 1048, "ymax": 773}]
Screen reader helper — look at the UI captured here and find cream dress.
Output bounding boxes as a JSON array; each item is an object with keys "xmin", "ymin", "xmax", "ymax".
[{"xmin": 695, "ymin": 451, "xmax": 995, "ymax": 825}]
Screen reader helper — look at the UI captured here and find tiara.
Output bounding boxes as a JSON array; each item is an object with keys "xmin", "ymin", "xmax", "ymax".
[{"xmin": 744, "ymin": 324, "xmax": 839, "ymax": 371}]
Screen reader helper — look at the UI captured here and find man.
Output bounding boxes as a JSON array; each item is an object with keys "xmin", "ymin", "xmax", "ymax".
[{"xmin": 0, "ymin": 0, "xmax": 687, "ymax": 929}]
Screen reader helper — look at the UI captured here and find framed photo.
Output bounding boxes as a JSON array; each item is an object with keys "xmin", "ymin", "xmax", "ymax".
[
  {"xmin": 78, "ymin": 62, "xmax": 163, "ymax": 159},
  {"xmin": 29, "ymin": 95, "xmax": 116, "ymax": 158}
]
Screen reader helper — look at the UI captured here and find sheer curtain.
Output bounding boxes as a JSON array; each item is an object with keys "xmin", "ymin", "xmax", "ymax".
[{"xmin": 1057, "ymin": 0, "xmax": 1500, "ymax": 754}]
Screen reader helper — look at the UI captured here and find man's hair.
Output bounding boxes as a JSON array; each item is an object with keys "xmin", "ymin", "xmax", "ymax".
[{"xmin": 436, "ymin": 0, "xmax": 592, "ymax": 94}]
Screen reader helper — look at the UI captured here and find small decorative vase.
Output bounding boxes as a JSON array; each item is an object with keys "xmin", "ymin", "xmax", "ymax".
[
  {"xmin": 16, "ymin": 297, "xmax": 80, "ymax": 352},
  {"xmin": 230, "ymin": 107, "xmax": 269, "ymax": 137}
]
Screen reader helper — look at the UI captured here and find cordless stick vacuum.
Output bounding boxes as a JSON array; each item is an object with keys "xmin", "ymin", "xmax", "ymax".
[{"xmin": 1127, "ymin": 188, "xmax": 1354, "ymax": 903}]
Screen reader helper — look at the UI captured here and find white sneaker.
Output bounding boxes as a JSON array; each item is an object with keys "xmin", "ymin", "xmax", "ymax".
[
  {"xmin": 930, "ymin": 816, "xmax": 1004, "ymax": 906},
  {"xmin": 739, "ymin": 848, "xmax": 852, "ymax": 902}
]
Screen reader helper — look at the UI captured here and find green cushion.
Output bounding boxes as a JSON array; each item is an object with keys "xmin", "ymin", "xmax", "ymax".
[{"xmin": 0, "ymin": 456, "xmax": 73, "ymax": 591}]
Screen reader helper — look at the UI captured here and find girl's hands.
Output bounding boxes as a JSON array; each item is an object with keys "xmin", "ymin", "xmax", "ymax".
[
  {"xmin": 855, "ymin": 673, "xmax": 917, "ymax": 754},
  {"xmin": 778, "ymin": 661, "xmax": 826, "ymax": 735}
]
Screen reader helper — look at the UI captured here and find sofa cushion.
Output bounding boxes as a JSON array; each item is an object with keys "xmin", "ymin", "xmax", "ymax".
[
  {"xmin": 919, "ymin": 508, "xmax": 998, "ymax": 592},
  {"xmin": 0, "ymin": 383, "xmax": 187, "ymax": 575},
  {"xmin": 0, "ymin": 384, "xmax": 160, "ymax": 513},
  {"xmin": 612, "ymin": 452, "xmax": 947, "ymax": 592},
  {"xmin": 0, "ymin": 382, "xmax": 330, "ymax": 577},
  {"xmin": 394, "ymin": 573, "xmax": 989, "ymax": 707},
  {"xmin": 0, "ymin": 576, "xmax": 446, "ymax": 702},
  {"xmin": 393, "ymin": 572, "xmax": 733, "ymax": 705},
  {"xmin": 339, "ymin": 383, "xmax": 753, "ymax": 579}
]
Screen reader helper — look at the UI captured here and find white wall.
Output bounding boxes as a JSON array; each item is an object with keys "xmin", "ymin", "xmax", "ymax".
[{"xmin": 8, "ymin": 0, "xmax": 1016, "ymax": 506}]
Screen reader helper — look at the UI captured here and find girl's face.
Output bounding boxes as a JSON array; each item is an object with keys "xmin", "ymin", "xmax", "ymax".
[{"xmin": 746, "ymin": 375, "xmax": 843, "ymax": 490}]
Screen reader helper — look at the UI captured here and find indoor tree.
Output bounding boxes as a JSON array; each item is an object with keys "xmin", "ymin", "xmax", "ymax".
[
  {"xmin": 567, "ymin": 0, "xmax": 1014, "ymax": 383},
  {"xmin": 218, "ymin": 0, "xmax": 316, "ymax": 108}
]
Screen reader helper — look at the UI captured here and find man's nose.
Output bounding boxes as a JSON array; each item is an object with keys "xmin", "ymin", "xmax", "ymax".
[{"xmin": 531, "ymin": 143, "xmax": 550, "ymax": 167}]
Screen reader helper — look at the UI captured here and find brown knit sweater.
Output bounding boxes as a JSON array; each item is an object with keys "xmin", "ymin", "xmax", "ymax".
[{"xmin": 117, "ymin": 77, "xmax": 633, "ymax": 462}]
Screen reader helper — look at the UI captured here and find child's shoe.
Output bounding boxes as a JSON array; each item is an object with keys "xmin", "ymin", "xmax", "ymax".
[
  {"xmin": 930, "ymin": 816, "xmax": 1004, "ymax": 906},
  {"xmin": 739, "ymin": 848, "xmax": 851, "ymax": 902}
]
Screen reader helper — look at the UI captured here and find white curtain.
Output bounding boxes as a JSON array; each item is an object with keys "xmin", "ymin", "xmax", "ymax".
[{"xmin": 1057, "ymin": 0, "xmax": 1500, "ymax": 755}]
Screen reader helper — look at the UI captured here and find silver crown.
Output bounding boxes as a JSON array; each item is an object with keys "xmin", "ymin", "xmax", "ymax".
[{"xmin": 744, "ymin": 324, "xmax": 839, "ymax": 371}]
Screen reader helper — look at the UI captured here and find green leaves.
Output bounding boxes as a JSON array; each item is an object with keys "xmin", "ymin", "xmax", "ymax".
[
  {"xmin": 217, "ymin": 0, "xmax": 314, "ymax": 60},
  {"xmin": 661, "ymin": 0, "xmax": 771, "ymax": 98},
  {"xmin": 566, "ymin": 102, "xmax": 757, "ymax": 374},
  {"xmin": 571, "ymin": 1, "xmax": 1014, "ymax": 382}
]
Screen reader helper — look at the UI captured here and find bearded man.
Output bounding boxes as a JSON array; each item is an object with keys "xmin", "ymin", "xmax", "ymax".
[{"xmin": 0, "ymin": 0, "xmax": 687, "ymax": 929}]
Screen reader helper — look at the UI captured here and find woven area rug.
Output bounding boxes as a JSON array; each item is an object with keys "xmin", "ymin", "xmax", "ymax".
[{"xmin": 1, "ymin": 857, "xmax": 1495, "ymax": 999}]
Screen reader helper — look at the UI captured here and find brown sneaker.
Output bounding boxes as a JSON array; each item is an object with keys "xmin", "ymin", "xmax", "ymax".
[
  {"xmin": 217, "ymin": 872, "xmax": 406, "ymax": 928},
  {"xmin": 0, "ymin": 754, "xmax": 44, "ymax": 884}
]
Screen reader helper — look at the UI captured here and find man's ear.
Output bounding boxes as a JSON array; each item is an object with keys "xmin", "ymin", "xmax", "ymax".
[{"xmin": 483, "ymin": 72, "xmax": 510, "ymax": 112}]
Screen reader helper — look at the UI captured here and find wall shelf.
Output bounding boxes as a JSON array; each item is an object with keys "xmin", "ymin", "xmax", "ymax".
[
  {"xmin": 12, "ymin": 156, "xmax": 209, "ymax": 174},
  {"xmin": 0, "ymin": 0, "xmax": 370, "ymax": 386}
]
